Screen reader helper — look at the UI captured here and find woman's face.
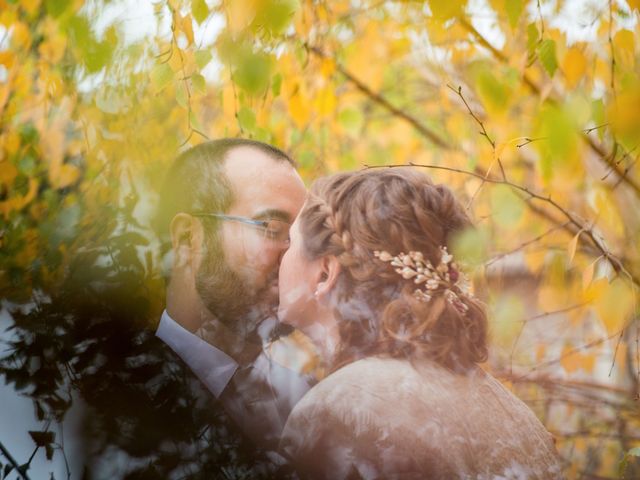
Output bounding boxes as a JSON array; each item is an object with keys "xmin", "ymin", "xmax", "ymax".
[{"xmin": 277, "ymin": 216, "xmax": 324, "ymax": 330}]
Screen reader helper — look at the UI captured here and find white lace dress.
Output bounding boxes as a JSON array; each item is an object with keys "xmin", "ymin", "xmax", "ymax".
[{"xmin": 280, "ymin": 356, "xmax": 563, "ymax": 479}]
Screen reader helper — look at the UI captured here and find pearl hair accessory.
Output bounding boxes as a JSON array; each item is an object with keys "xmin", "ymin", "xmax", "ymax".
[{"xmin": 373, "ymin": 246, "xmax": 473, "ymax": 314}]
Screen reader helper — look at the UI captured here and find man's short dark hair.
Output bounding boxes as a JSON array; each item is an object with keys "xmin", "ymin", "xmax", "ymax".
[{"xmin": 153, "ymin": 138, "xmax": 295, "ymax": 253}]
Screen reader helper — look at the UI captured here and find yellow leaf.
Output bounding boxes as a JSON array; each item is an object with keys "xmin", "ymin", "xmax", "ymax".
[
  {"xmin": 5, "ymin": 131, "xmax": 20, "ymax": 155},
  {"xmin": 613, "ymin": 29, "xmax": 635, "ymax": 70},
  {"xmin": 629, "ymin": 0, "xmax": 640, "ymax": 11},
  {"xmin": 0, "ymin": 160, "xmax": 17, "ymax": 185},
  {"xmin": 582, "ymin": 259, "xmax": 596, "ymax": 290},
  {"xmin": 227, "ymin": 0, "xmax": 256, "ymax": 34},
  {"xmin": 179, "ymin": 13, "xmax": 195, "ymax": 46},
  {"xmin": 21, "ymin": 0, "xmax": 41, "ymax": 16},
  {"xmin": 582, "ymin": 352, "xmax": 596, "ymax": 373},
  {"xmin": 524, "ymin": 250, "xmax": 547, "ymax": 274},
  {"xmin": 320, "ymin": 58, "xmax": 336, "ymax": 78},
  {"xmin": 592, "ymin": 188, "xmax": 625, "ymax": 237},
  {"xmin": 54, "ymin": 164, "xmax": 80, "ymax": 189},
  {"xmin": 0, "ymin": 51, "xmax": 15, "ymax": 68},
  {"xmin": 560, "ymin": 345, "xmax": 581, "ymax": 374},
  {"xmin": 0, "ymin": 178, "xmax": 38, "ymax": 218},
  {"xmin": 314, "ymin": 86, "xmax": 336, "ymax": 118},
  {"xmin": 567, "ymin": 230, "xmax": 581, "ymax": 265},
  {"xmin": 593, "ymin": 279, "xmax": 635, "ymax": 334},
  {"xmin": 38, "ymin": 35, "xmax": 66, "ymax": 64},
  {"xmin": 608, "ymin": 85, "xmax": 640, "ymax": 142},
  {"xmin": 11, "ymin": 21, "xmax": 31, "ymax": 49},
  {"xmin": 562, "ymin": 47, "xmax": 586, "ymax": 89},
  {"xmin": 289, "ymin": 90, "xmax": 310, "ymax": 128}
]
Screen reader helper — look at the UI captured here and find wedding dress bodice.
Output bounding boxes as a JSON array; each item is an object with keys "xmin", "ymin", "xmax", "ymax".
[{"xmin": 281, "ymin": 356, "xmax": 563, "ymax": 479}]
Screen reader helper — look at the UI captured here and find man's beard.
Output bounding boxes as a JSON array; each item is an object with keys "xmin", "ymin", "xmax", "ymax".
[{"xmin": 195, "ymin": 235, "xmax": 277, "ymax": 339}]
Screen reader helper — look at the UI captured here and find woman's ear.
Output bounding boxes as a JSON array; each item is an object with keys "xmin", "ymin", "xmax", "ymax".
[
  {"xmin": 315, "ymin": 255, "xmax": 341, "ymax": 300},
  {"xmin": 169, "ymin": 213, "xmax": 205, "ymax": 268}
]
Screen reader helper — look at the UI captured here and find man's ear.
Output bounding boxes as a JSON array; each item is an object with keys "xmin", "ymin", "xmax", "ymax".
[
  {"xmin": 316, "ymin": 255, "xmax": 341, "ymax": 300},
  {"xmin": 169, "ymin": 213, "xmax": 204, "ymax": 268}
]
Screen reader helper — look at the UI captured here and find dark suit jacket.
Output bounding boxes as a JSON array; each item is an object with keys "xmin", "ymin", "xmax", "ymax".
[{"xmin": 80, "ymin": 327, "xmax": 301, "ymax": 479}]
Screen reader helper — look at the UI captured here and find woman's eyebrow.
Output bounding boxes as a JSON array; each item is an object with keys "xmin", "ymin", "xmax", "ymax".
[{"xmin": 252, "ymin": 209, "xmax": 291, "ymax": 222}]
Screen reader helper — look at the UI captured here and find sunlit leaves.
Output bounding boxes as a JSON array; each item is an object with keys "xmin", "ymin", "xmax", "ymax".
[
  {"xmin": 429, "ymin": 0, "xmax": 466, "ymax": 20},
  {"xmin": 533, "ymin": 104, "xmax": 580, "ymax": 181},
  {"xmin": 613, "ymin": 29, "xmax": 635, "ymax": 71},
  {"xmin": 562, "ymin": 47, "xmax": 586, "ymax": 89},
  {"xmin": 151, "ymin": 63, "xmax": 174, "ymax": 92},
  {"xmin": 451, "ymin": 226, "xmax": 489, "ymax": 266},
  {"xmin": 560, "ymin": 345, "xmax": 595, "ymax": 374},
  {"xmin": 237, "ymin": 106, "xmax": 256, "ymax": 131},
  {"xmin": 538, "ymin": 39, "xmax": 558, "ymax": 77},
  {"xmin": 254, "ymin": 0, "xmax": 299, "ymax": 35},
  {"xmin": 490, "ymin": 185, "xmax": 524, "ymax": 228},
  {"xmin": 505, "ymin": 0, "xmax": 523, "ymax": 29},
  {"xmin": 191, "ymin": 0, "xmax": 209, "ymax": 25},
  {"xmin": 491, "ymin": 295, "xmax": 524, "ymax": 347},
  {"xmin": 472, "ymin": 63, "xmax": 514, "ymax": 115},
  {"xmin": 607, "ymin": 83, "xmax": 640, "ymax": 148},
  {"xmin": 195, "ymin": 49, "xmax": 213, "ymax": 69},
  {"xmin": 338, "ymin": 108, "xmax": 364, "ymax": 136},
  {"xmin": 67, "ymin": 15, "xmax": 116, "ymax": 73},
  {"xmin": 590, "ymin": 278, "xmax": 635, "ymax": 334}
]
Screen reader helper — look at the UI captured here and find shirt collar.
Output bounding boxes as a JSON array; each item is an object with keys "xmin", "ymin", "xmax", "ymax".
[{"xmin": 156, "ymin": 310, "xmax": 239, "ymax": 397}]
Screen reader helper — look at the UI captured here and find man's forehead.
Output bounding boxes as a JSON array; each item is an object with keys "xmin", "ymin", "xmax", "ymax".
[{"xmin": 222, "ymin": 145, "xmax": 305, "ymax": 218}]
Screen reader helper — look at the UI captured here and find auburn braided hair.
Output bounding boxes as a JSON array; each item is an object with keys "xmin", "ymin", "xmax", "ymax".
[{"xmin": 299, "ymin": 168, "xmax": 488, "ymax": 372}]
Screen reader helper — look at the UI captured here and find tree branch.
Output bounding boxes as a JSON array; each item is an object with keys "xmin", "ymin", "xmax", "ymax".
[
  {"xmin": 364, "ymin": 163, "xmax": 640, "ymax": 288},
  {"xmin": 305, "ymin": 43, "xmax": 453, "ymax": 150}
]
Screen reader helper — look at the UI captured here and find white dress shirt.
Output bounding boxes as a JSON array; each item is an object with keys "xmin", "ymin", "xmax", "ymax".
[{"xmin": 155, "ymin": 310, "xmax": 238, "ymax": 398}]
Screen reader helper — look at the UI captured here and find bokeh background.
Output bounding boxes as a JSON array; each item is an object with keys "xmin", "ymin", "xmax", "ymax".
[{"xmin": 1, "ymin": 0, "xmax": 639, "ymax": 478}]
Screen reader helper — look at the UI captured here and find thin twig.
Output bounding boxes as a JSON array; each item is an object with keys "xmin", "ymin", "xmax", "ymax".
[{"xmin": 0, "ymin": 441, "xmax": 30, "ymax": 480}]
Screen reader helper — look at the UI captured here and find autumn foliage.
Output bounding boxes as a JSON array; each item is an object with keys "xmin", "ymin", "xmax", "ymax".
[{"xmin": 1, "ymin": 0, "xmax": 639, "ymax": 477}]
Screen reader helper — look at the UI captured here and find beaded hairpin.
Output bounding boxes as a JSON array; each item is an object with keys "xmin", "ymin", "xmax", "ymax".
[{"xmin": 373, "ymin": 246, "xmax": 473, "ymax": 314}]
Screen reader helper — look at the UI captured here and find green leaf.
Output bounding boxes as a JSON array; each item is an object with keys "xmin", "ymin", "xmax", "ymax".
[
  {"xmin": 189, "ymin": 111, "xmax": 204, "ymax": 132},
  {"xmin": 254, "ymin": 127, "xmax": 272, "ymax": 143},
  {"xmin": 234, "ymin": 51, "xmax": 272, "ymax": 95},
  {"xmin": 492, "ymin": 295, "xmax": 525, "ymax": 346},
  {"xmin": 338, "ymin": 108, "xmax": 364, "ymax": 135},
  {"xmin": 429, "ymin": 0, "xmax": 466, "ymax": 20},
  {"xmin": 191, "ymin": 73, "xmax": 206, "ymax": 94},
  {"xmin": 527, "ymin": 23, "xmax": 539, "ymax": 52},
  {"xmin": 192, "ymin": 0, "xmax": 209, "ymax": 24},
  {"xmin": 474, "ymin": 64, "xmax": 510, "ymax": 113},
  {"xmin": 176, "ymin": 85, "xmax": 187, "ymax": 109},
  {"xmin": 490, "ymin": 184, "xmax": 524, "ymax": 228},
  {"xmin": 46, "ymin": 0, "xmax": 72, "ymax": 17},
  {"xmin": 451, "ymin": 226, "xmax": 489, "ymax": 266},
  {"xmin": 538, "ymin": 39, "xmax": 558, "ymax": 77},
  {"xmin": 505, "ymin": 0, "xmax": 523, "ymax": 29},
  {"xmin": 237, "ymin": 106, "xmax": 256, "ymax": 131},
  {"xmin": 271, "ymin": 73, "xmax": 282, "ymax": 97},
  {"xmin": 256, "ymin": 0, "xmax": 299, "ymax": 35},
  {"xmin": 195, "ymin": 50, "xmax": 213, "ymax": 69},
  {"xmin": 151, "ymin": 63, "xmax": 173, "ymax": 92}
]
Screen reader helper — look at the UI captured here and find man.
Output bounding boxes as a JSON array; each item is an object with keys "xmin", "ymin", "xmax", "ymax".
[{"xmin": 153, "ymin": 138, "xmax": 312, "ymax": 451}]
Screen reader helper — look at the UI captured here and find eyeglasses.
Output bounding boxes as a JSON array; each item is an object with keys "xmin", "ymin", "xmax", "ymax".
[{"xmin": 190, "ymin": 213, "xmax": 291, "ymax": 245}]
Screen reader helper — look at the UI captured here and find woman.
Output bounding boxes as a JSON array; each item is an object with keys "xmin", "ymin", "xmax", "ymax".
[{"xmin": 277, "ymin": 168, "xmax": 563, "ymax": 479}]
